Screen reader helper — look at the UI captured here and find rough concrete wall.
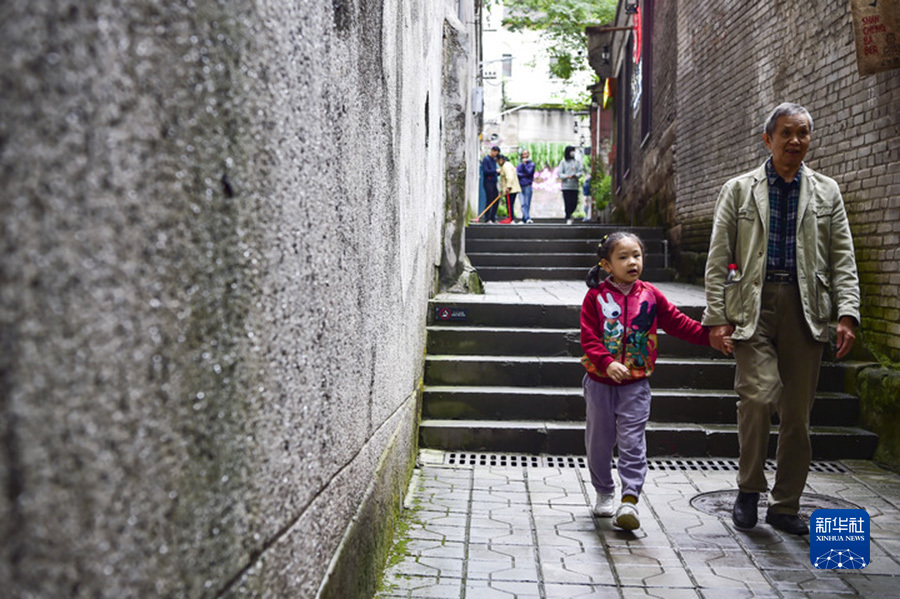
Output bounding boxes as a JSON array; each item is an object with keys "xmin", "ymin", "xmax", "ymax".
[
  {"xmin": 674, "ymin": 0, "xmax": 900, "ymax": 361},
  {"xmin": 440, "ymin": 11, "xmax": 478, "ymax": 290},
  {"xmin": 0, "ymin": 1, "xmax": 465, "ymax": 597}
]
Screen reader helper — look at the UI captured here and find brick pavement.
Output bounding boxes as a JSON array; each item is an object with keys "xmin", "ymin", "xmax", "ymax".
[
  {"xmin": 376, "ymin": 451, "xmax": 900, "ymax": 598},
  {"xmin": 380, "ymin": 280, "xmax": 900, "ymax": 597}
]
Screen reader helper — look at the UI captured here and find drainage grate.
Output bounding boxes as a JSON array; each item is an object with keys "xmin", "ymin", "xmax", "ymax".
[
  {"xmin": 445, "ymin": 453, "xmax": 542, "ymax": 468},
  {"xmin": 441, "ymin": 452, "xmax": 847, "ymax": 473}
]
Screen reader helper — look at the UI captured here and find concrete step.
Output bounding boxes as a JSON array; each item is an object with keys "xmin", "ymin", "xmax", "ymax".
[
  {"xmin": 466, "ymin": 223, "xmax": 666, "ymax": 241},
  {"xmin": 424, "ymin": 355, "xmax": 864, "ymax": 393},
  {"xmin": 418, "ymin": 419, "xmax": 878, "ymax": 459},
  {"xmin": 429, "ymin": 301, "xmax": 582, "ymax": 327},
  {"xmin": 468, "ymin": 252, "xmax": 666, "ymax": 268},
  {"xmin": 466, "ymin": 238, "xmax": 669, "ymax": 254},
  {"xmin": 421, "ymin": 386, "xmax": 858, "ymax": 426},
  {"xmin": 425, "ymin": 326, "xmax": 724, "ymax": 359},
  {"xmin": 428, "ymin": 299, "xmax": 704, "ymax": 326},
  {"xmin": 475, "ymin": 266, "xmax": 676, "ymax": 282}
]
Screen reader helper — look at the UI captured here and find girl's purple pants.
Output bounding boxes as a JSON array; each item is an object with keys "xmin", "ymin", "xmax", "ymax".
[{"xmin": 583, "ymin": 375, "xmax": 652, "ymax": 498}]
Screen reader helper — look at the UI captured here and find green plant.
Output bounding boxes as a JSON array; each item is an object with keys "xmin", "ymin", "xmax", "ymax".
[
  {"xmin": 502, "ymin": 0, "xmax": 617, "ymax": 80},
  {"xmin": 592, "ymin": 174, "xmax": 612, "ymax": 212}
]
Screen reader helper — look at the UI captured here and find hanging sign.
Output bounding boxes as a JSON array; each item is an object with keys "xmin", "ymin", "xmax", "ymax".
[
  {"xmin": 631, "ymin": 4, "xmax": 643, "ymax": 115},
  {"xmin": 632, "ymin": 60, "xmax": 642, "ymax": 115},
  {"xmin": 632, "ymin": 5, "xmax": 642, "ymax": 65},
  {"xmin": 849, "ymin": 0, "xmax": 900, "ymax": 76}
]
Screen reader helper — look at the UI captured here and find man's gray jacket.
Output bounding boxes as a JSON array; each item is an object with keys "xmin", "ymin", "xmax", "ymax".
[{"xmin": 703, "ymin": 161, "xmax": 861, "ymax": 342}]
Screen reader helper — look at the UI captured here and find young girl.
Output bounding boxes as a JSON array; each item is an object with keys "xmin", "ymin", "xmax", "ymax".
[{"xmin": 580, "ymin": 232, "xmax": 725, "ymax": 530}]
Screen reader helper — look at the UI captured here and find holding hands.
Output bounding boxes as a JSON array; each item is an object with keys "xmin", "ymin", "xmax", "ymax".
[{"xmin": 710, "ymin": 324, "xmax": 735, "ymax": 356}]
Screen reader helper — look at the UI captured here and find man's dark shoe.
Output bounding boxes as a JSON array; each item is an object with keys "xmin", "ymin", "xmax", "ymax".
[
  {"xmin": 732, "ymin": 491, "xmax": 759, "ymax": 529},
  {"xmin": 766, "ymin": 511, "xmax": 809, "ymax": 535}
]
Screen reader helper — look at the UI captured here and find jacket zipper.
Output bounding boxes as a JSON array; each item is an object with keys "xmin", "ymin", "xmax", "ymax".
[{"xmin": 621, "ymin": 290, "xmax": 629, "ymax": 364}]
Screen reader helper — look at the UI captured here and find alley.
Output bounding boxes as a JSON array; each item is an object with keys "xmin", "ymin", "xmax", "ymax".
[
  {"xmin": 3, "ymin": 1, "xmax": 897, "ymax": 596},
  {"xmin": 378, "ymin": 279, "xmax": 900, "ymax": 598},
  {"xmin": 377, "ymin": 450, "xmax": 900, "ymax": 598}
]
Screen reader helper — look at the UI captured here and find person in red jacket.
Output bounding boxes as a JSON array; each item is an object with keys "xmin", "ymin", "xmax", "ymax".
[{"xmin": 580, "ymin": 232, "xmax": 730, "ymax": 530}]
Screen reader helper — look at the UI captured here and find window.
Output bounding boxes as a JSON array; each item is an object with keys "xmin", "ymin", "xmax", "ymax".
[
  {"xmin": 616, "ymin": 34, "xmax": 634, "ymax": 190},
  {"xmin": 623, "ymin": 33, "xmax": 633, "ymax": 178}
]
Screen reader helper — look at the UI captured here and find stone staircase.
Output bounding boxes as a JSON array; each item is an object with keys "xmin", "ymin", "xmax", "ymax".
[
  {"xmin": 420, "ymin": 221, "xmax": 878, "ymax": 459},
  {"xmin": 467, "ymin": 221, "xmax": 674, "ymax": 281}
]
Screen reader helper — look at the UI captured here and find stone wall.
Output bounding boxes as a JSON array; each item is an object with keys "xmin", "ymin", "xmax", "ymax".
[
  {"xmin": 0, "ymin": 1, "xmax": 474, "ymax": 597},
  {"xmin": 674, "ymin": 0, "xmax": 900, "ymax": 362}
]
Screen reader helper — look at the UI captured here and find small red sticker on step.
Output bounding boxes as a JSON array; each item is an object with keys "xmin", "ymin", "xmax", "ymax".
[{"xmin": 436, "ymin": 307, "xmax": 468, "ymax": 321}]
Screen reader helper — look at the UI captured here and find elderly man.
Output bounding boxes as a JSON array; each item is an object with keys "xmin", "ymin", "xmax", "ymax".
[{"xmin": 703, "ymin": 103, "xmax": 860, "ymax": 536}]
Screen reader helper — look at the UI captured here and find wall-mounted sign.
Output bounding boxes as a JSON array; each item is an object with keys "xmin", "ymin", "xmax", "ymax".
[{"xmin": 850, "ymin": 0, "xmax": 900, "ymax": 76}]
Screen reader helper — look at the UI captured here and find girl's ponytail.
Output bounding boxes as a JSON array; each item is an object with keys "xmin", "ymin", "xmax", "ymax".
[{"xmin": 586, "ymin": 264, "xmax": 602, "ymax": 288}]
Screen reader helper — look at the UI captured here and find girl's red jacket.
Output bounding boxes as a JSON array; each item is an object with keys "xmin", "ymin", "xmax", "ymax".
[{"xmin": 580, "ymin": 279, "xmax": 710, "ymax": 386}]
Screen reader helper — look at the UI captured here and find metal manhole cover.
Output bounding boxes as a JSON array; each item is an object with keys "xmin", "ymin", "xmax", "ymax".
[{"xmin": 690, "ymin": 490, "xmax": 862, "ymax": 518}]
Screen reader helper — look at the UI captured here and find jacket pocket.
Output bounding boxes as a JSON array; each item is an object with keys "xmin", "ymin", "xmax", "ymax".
[
  {"xmin": 724, "ymin": 279, "xmax": 745, "ymax": 326},
  {"xmin": 815, "ymin": 270, "xmax": 833, "ymax": 323}
]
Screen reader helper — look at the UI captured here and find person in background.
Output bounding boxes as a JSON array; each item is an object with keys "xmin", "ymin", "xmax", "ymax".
[
  {"xmin": 516, "ymin": 149, "xmax": 536, "ymax": 223},
  {"xmin": 558, "ymin": 145, "xmax": 584, "ymax": 224},
  {"xmin": 497, "ymin": 154, "xmax": 521, "ymax": 224},
  {"xmin": 583, "ymin": 174, "xmax": 593, "ymax": 222},
  {"xmin": 481, "ymin": 145, "xmax": 501, "ymax": 223}
]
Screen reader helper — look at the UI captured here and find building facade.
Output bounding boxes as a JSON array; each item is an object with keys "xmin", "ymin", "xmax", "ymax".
[{"xmin": 592, "ymin": 0, "xmax": 900, "ymax": 363}]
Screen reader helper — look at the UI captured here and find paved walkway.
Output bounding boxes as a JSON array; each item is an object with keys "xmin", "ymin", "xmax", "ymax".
[
  {"xmin": 377, "ymin": 452, "xmax": 900, "ymax": 598},
  {"xmin": 435, "ymin": 280, "xmax": 707, "ymax": 309},
  {"xmin": 377, "ymin": 281, "xmax": 900, "ymax": 597}
]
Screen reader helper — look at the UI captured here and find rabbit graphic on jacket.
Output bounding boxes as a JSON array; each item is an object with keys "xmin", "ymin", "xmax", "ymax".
[{"xmin": 597, "ymin": 292, "xmax": 624, "ymax": 356}]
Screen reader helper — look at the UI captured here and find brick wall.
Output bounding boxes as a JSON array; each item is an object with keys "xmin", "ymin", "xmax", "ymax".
[{"xmin": 674, "ymin": 0, "xmax": 900, "ymax": 362}]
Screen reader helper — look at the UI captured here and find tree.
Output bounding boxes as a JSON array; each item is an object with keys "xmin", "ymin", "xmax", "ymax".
[{"xmin": 501, "ymin": 0, "xmax": 617, "ymax": 80}]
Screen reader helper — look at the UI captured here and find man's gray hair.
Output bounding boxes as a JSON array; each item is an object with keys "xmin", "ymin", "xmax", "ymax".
[{"xmin": 763, "ymin": 103, "xmax": 814, "ymax": 137}]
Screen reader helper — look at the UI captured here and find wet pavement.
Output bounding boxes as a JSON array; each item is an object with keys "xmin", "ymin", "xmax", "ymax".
[
  {"xmin": 376, "ymin": 451, "xmax": 900, "ymax": 598},
  {"xmin": 377, "ymin": 281, "xmax": 900, "ymax": 598}
]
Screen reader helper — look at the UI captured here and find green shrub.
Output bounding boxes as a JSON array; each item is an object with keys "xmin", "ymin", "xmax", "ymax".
[{"xmin": 592, "ymin": 174, "xmax": 612, "ymax": 212}]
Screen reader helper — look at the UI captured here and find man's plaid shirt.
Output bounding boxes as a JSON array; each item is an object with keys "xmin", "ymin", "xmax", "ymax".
[{"xmin": 765, "ymin": 158, "xmax": 801, "ymax": 271}]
